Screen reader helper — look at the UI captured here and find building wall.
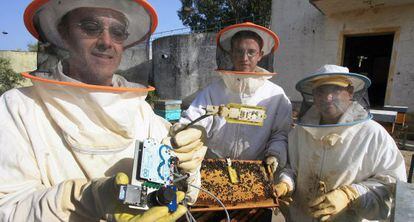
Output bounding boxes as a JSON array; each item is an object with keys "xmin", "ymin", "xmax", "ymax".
[
  {"xmin": 0, "ymin": 50, "xmax": 37, "ymax": 87},
  {"xmin": 271, "ymin": 0, "xmax": 414, "ymax": 117},
  {"xmin": 0, "ymin": 51, "xmax": 37, "ymax": 73},
  {"xmin": 152, "ymin": 33, "xmax": 220, "ymax": 108},
  {"xmin": 117, "ymin": 42, "xmax": 152, "ymax": 86}
]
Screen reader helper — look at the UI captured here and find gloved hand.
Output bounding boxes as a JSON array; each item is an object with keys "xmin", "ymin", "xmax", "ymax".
[
  {"xmin": 272, "ymin": 182, "xmax": 293, "ymax": 216},
  {"xmin": 273, "ymin": 181, "xmax": 292, "ymax": 198},
  {"xmin": 61, "ymin": 173, "xmax": 187, "ymax": 221},
  {"xmin": 163, "ymin": 123, "xmax": 207, "ymax": 205},
  {"xmin": 114, "ymin": 191, "xmax": 187, "ymax": 222},
  {"xmin": 165, "ymin": 123, "xmax": 207, "ymax": 173},
  {"xmin": 265, "ymin": 156, "xmax": 279, "ymax": 173},
  {"xmin": 60, "ymin": 172, "xmax": 128, "ymax": 220},
  {"xmin": 308, "ymin": 185, "xmax": 359, "ymax": 221}
]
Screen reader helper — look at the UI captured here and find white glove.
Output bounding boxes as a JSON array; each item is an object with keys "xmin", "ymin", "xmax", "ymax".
[
  {"xmin": 266, "ymin": 156, "xmax": 279, "ymax": 173},
  {"xmin": 308, "ymin": 185, "xmax": 359, "ymax": 221},
  {"xmin": 164, "ymin": 123, "xmax": 206, "ymax": 173},
  {"xmin": 163, "ymin": 123, "xmax": 207, "ymax": 204}
]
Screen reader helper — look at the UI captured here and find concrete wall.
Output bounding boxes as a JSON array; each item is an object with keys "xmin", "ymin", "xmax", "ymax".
[
  {"xmin": 0, "ymin": 51, "xmax": 37, "ymax": 73},
  {"xmin": 271, "ymin": 0, "xmax": 414, "ymax": 118},
  {"xmin": 0, "ymin": 50, "xmax": 37, "ymax": 87},
  {"xmin": 152, "ymin": 33, "xmax": 220, "ymax": 108},
  {"xmin": 117, "ymin": 42, "xmax": 152, "ymax": 86}
]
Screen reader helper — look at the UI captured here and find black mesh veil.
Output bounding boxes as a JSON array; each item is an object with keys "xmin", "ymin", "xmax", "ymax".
[{"xmin": 295, "ymin": 71, "xmax": 372, "ymax": 127}]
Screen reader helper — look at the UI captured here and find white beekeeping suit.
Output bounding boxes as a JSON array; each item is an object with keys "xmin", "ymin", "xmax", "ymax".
[
  {"xmin": 276, "ymin": 65, "xmax": 406, "ymax": 222},
  {"xmin": 181, "ymin": 22, "xmax": 292, "ymax": 172}
]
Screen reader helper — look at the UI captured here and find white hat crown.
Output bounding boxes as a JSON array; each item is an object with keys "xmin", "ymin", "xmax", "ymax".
[{"xmin": 314, "ymin": 64, "xmax": 349, "ymax": 75}]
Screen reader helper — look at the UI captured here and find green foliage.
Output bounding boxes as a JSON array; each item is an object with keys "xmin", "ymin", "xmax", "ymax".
[
  {"xmin": 27, "ymin": 42, "xmax": 39, "ymax": 52},
  {"xmin": 145, "ymin": 90, "xmax": 160, "ymax": 108},
  {"xmin": 178, "ymin": 0, "xmax": 272, "ymax": 32},
  {"xmin": 0, "ymin": 58, "xmax": 23, "ymax": 95}
]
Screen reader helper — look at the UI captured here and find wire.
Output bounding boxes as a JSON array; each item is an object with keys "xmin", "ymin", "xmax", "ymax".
[
  {"xmin": 188, "ymin": 210, "xmax": 197, "ymax": 222},
  {"xmin": 172, "ymin": 171, "xmax": 230, "ymax": 222},
  {"xmin": 173, "ymin": 172, "xmax": 189, "ymax": 183},
  {"xmin": 181, "ymin": 114, "xmax": 212, "ymax": 131},
  {"xmin": 188, "ymin": 183, "xmax": 231, "ymax": 222},
  {"xmin": 185, "ymin": 210, "xmax": 192, "ymax": 222},
  {"xmin": 183, "ymin": 198, "xmax": 197, "ymax": 222},
  {"xmin": 150, "ymin": 14, "xmax": 270, "ymax": 42}
]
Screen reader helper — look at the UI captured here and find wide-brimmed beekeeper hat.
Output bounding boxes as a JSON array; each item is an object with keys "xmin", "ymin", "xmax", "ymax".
[
  {"xmin": 216, "ymin": 22, "xmax": 279, "ymax": 56},
  {"xmin": 24, "ymin": 0, "xmax": 158, "ymax": 49},
  {"xmin": 296, "ymin": 64, "xmax": 371, "ymax": 95}
]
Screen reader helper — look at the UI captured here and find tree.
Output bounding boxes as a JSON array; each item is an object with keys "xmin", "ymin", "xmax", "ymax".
[
  {"xmin": 27, "ymin": 42, "xmax": 39, "ymax": 52},
  {"xmin": 178, "ymin": 0, "xmax": 272, "ymax": 32},
  {"xmin": 0, "ymin": 58, "xmax": 23, "ymax": 95}
]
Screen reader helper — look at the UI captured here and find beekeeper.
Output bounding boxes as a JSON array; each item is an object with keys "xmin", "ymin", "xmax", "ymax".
[
  {"xmin": 274, "ymin": 65, "xmax": 407, "ymax": 221},
  {"xmin": 181, "ymin": 22, "xmax": 292, "ymax": 174},
  {"xmin": 0, "ymin": 0, "xmax": 206, "ymax": 221}
]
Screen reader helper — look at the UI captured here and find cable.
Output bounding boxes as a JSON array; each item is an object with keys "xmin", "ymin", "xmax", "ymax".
[
  {"xmin": 181, "ymin": 114, "xmax": 212, "ymax": 131},
  {"xmin": 188, "ymin": 210, "xmax": 197, "ymax": 222},
  {"xmin": 150, "ymin": 14, "xmax": 270, "ymax": 42},
  {"xmin": 183, "ymin": 198, "xmax": 197, "ymax": 222},
  {"xmin": 173, "ymin": 172, "xmax": 189, "ymax": 183},
  {"xmin": 172, "ymin": 171, "xmax": 230, "ymax": 222},
  {"xmin": 185, "ymin": 210, "xmax": 192, "ymax": 222},
  {"xmin": 188, "ymin": 183, "xmax": 231, "ymax": 222}
]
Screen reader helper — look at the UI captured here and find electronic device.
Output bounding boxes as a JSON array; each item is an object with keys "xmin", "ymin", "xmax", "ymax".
[{"xmin": 118, "ymin": 138, "xmax": 178, "ymax": 212}]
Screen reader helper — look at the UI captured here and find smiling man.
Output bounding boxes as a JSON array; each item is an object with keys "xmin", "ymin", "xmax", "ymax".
[{"xmin": 58, "ymin": 7, "xmax": 128, "ymax": 86}]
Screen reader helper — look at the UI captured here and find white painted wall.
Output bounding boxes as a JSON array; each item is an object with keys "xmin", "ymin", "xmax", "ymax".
[{"xmin": 271, "ymin": 1, "xmax": 414, "ymax": 115}]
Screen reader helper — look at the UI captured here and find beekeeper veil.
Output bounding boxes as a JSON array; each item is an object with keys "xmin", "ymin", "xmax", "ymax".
[
  {"xmin": 23, "ymin": 0, "xmax": 158, "ymax": 91},
  {"xmin": 215, "ymin": 22, "xmax": 279, "ymax": 97},
  {"xmin": 20, "ymin": 0, "xmax": 161, "ymax": 154},
  {"xmin": 295, "ymin": 65, "xmax": 372, "ymax": 127}
]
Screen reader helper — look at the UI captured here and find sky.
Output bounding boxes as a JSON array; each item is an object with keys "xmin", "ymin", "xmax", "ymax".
[{"xmin": 0, "ymin": 0, "xmax": 186, "ymax": 51}]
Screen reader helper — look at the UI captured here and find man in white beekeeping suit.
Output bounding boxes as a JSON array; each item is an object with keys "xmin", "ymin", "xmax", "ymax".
[
  {"xmin": 180, "ymin": 22, "xmax": 292, "ymax": 175},
  {"xmin": 0, "ymin": 0, "xmax": 206, "ymax": 221},
  {"xmin": 274, "ymin": 64, "xmax": 407, "ymax": 222}
]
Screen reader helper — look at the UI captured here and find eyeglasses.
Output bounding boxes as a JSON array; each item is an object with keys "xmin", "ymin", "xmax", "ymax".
[
  {"xmin": 77, "ymin": 20, "xmax": 129, "ymax": 43},
  {"xmin": 231, "ymin": 49, "xmax": 260, "ymax": 58},
  {"xmin": 313, "ymin": 85, "xmax": 349, "ymax": 97}
]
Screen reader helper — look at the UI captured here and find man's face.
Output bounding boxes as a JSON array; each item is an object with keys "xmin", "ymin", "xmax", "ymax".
[
  {"xmin": 230, "ymin": 38, "xmax": 263, "ymax": 72},
  {"xmin": 60, "ymin": 8, "xmax": 128, "ymax": 86},
  {"xmin": 313, "ymin": 85, "xmax": 354, "ymax": 123}
]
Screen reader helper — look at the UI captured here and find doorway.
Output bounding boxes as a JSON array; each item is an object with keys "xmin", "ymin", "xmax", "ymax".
[{"xmin": 342, "ymin": 33, "xmax": 394, "ymax": 108}]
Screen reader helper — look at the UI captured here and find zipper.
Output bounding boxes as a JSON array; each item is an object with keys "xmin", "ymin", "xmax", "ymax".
[
  {"xmin": 312, "ymin": 141, "xmax": 327, "ymax": 222},
  {"xmin": 319, "ymin": 142, "xmax": 327, "ymax": 181},
  {"xmin": 231, "ymin": 124, "xmax": 240, "ymax": 158}
]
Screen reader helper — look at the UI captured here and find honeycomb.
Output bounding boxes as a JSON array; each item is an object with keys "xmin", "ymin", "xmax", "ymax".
[{"xmin": 194, "ymin": 159, "xmax": 276, "ymax": 209}]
